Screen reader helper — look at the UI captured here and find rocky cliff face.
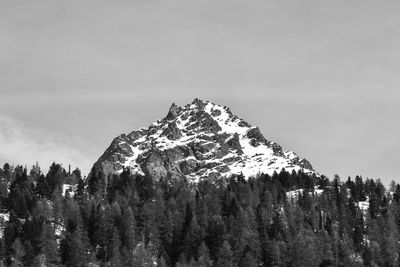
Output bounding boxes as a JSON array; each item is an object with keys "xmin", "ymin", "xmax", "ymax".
[{"xmin": 92, "ymin": 99, "xmax": 314, "ymax": 182}]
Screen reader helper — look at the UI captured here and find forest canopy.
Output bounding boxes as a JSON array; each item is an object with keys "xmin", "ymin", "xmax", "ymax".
[{"xmin": 0, "ymin": 162, "xmax": 399, "ymax": 267}]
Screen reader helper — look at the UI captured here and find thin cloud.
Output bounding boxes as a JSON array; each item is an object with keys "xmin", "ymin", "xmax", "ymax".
[{"xmin": 0, "ymin": 115, "xmax": 93, "ymax": 175}]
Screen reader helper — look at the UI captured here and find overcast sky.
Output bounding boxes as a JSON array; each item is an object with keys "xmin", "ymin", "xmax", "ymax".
[{"xmin": 1, "ymin": 0, "xmax": 400, "ymax": 183}]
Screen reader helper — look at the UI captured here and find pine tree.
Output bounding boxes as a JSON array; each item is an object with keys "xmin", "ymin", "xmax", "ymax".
[
  {"xmin": 205, "ymin": 215, "xmax": 225, "ymax": 260},
  {"xmin": 337, "ymin": 230, "xmax": 355, "ymax": 267},
  {"xmin": 87, "ymin": 168, "xmax": 106, "ymax": 195},
  {"xmin": 92, "ymin": 203, "xmax": 114, "ymax": 261},
  {"xmin": 38, "ymin": 221, "xmax": 60, "ymax": 266},
  {"xmin": 315, "ymin": 230, "xmax": 334, "ymax": 266},
  {"xmin": 216, "ymin": 241, "xmax": 235, "ymax": 267},
  {"xmin": 110, "ymin": 227, "xmax": 123, "ymax": 267},
  {"xmin": 393, "ymin": 184, "xmax": 400, "ymax": 203},
  {"xmin": 74, "ymin": 176, "xmax": 85, "ymax": 204},
  {"xmin": 45, "ymin": 163, "xmax": 66, "ymax": 195},
  {"xmin": 158, "ymin": 256, "xmax": 168, "ymax": 267},
  {"xmin": 377, "ymin": 211, "xmax": 399, "ymax": 266},
  {"xmin": 64, "ymin": 224, "xmax": 92, "ymax": 267},
  {"xmin": 289, "ymin": 228, "xmax": 318, "ymax": 267},
  {"xmin": 35, "ymin": 174, "xmax": 50, "ymax": 198},
  {"xmin": 30, "ymin": 254, "xmax": 46, "ymax": 267},
  {"xmin": 61, "ymin": 204, "xmax": 92, "ymax": 267},
  {"xmin": 132, "ymin": 241, "xmax": 157, "ymax": 267},
  {"xmin": 265, "ymin": 239, "xmax": 281, "ymax": 267},
  {"xmin": 182, "ymin": 214, "xmax": 204, "ymax": 260},
  {"xmin": 8, "ymin": 186, "xmax": 27, "ymax": 218},
  {"xmin": 10, "ymin": 238, "xmax": 25, "ymax": 267},
  {"xmin": 121, "ymin": 206, "xmax": 136, "ymax": 250},
  {"xmin": 239, "ymin": 250, "xmax": 257, "ymax": 267},
  {"xmin": 197, "ymin": 242, "xmax": 212, "ymax": 267}
]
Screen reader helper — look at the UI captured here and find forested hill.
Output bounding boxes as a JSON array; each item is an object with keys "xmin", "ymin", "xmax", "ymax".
[{"xmin": 0, "ymin": 162, "xmax": 399, "ymax": 266}]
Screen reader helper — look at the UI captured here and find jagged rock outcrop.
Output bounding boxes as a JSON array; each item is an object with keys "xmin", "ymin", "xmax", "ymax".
[
  {"xmin": 161, "ymin": 122, "xmax": 182, "ymax": 140},
  {"xmin": 166, "ymin": 103, "xmax": 181, "ymax": 120},
  {"xmin": 92, "ymin": 99, "xmax": 315, "ymax": 182}
]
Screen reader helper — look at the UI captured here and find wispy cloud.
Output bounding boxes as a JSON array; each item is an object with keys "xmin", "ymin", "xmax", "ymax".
[{"xmin": 0, "ymin": 115, "xmax": 93, "ymax": 175}]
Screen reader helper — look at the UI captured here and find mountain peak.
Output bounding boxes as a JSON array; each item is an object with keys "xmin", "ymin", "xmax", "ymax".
[
  {"xmin": 166, "ymin": 102, "xmax": 182, "ymax": 120},
  {"xmin": 191, "ymin": 97, "xmax": 206, "ymax": 105},
  {"xmin": 93, "ymin": 100, "xmax": 314, "ymax": 182}
]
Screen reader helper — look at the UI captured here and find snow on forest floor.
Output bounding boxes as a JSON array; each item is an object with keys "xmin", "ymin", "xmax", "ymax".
[{"xmin": 0, "ymin": 212, "xmax": 9, "ymax": 239}]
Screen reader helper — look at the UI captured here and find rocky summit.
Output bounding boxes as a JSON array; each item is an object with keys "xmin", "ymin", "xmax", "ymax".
[{"xmin": 92, "ymin": 98, "xmax": 314, "ymax": 182}]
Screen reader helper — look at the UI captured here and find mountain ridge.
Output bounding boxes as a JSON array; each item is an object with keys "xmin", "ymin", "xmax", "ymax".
[{"xmin": 92, "ymin": 98, "xmax": 315, "ymax": 182}]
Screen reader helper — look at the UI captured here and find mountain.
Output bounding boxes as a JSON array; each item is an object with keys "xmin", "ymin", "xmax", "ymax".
[{"xmin": 92, "ymin": 98, "xmax": 314, "ymax": 182}]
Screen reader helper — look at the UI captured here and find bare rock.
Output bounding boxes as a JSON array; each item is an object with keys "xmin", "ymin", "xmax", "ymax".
[
  {"xmin": 211, "ymin": 109, "xmax": 222, "ymax": 117},
  {"xmin": 247, "ymin": 127, "xmax": 267, "ymax": 144},
  {"xmin": 270, "ymin": 143, "xmax": 284, "ymax": 156},
  {"xmin": 180, "ymin": 159, "xmax": 198, "ymax": 175},
  {"xmin": 141, "ymin": 150, "xmax": 168, "ymax": 181},
  {"xmin": 201, "ymin": 116, "xmax": 221, "ymax": 133},
  {"xmin": 250, "ymin": 139, "xmax": 260, "ymax": 147},
  {"xmin": 299, "ymin": 158, "xmax": 314, "ymax": 171},
  {"xmin": 238, "ymin": 120, "xmax": 251, "ymax": 127},
  {"xmin": 223, "ymin": 156, "xmax": 241, "ymax": 164},
  {"xmin": 161, "ymin": 122, "xmax": 182, "ymax": 140},
  {"xmin": 164, "ymin": 147, "xmax": 186, "ymax": 166},
  {"xmin": 166, "ymin": 103, "xmax": 182, "ymax": 120},
  {"xmin": 216, "ymin": 165, "xmax": 230, "ymax": 173},
  {"xmin": 226, "ymin": 133, "xmax": 243, "ymax": 154},
  {"xmin": 192, "ymin": 98, "xmax": 206, "ymax": 109},
  {"xmin": 127, "ymin": 129, "xmax": 146, "ymax": 140}
]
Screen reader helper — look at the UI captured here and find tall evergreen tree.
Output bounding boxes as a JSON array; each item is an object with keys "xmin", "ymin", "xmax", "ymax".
[
  {"xmin": 110, "ymin": 227, "xmax": 123, "ymax": 267},
  {"xmin": 216, "ymin": 241, "xmax": 235, "ymax": 267}
]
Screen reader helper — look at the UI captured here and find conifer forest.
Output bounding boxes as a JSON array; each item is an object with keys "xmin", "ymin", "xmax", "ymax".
[{"xmin": 0, "ymin": 162, "xmax": 399, "ymax": 266}]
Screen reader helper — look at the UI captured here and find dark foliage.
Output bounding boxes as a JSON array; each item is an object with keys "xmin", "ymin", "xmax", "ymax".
[{"xmin": 0, "ymin": 163, "xmax": 398, "ymax": 266}]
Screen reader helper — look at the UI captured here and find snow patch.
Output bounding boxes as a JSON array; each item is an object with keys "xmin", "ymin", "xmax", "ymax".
[
  {"xmin": 62, "ymin": 184, "xmax": 77, "ymax": 197},
  {"xmin": 0, "ymin": 212, "xmax": 9, "ymax": 239}
]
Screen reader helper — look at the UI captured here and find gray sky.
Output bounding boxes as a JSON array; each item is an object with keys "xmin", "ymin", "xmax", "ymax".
[{"xmin": 1, "ymin": 0, "xmax": 400, "ymax": 183}]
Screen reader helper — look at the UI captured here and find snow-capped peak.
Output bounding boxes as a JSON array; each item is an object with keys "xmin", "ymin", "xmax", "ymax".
[{"xmin": 93, "ymin": 99, "xmax": 314, "ymax": 182}]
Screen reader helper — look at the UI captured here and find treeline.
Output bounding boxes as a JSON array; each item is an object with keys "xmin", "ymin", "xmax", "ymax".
[{"xmin": 0, "ymin": 162, "xmax": 399, "ymax": 266}]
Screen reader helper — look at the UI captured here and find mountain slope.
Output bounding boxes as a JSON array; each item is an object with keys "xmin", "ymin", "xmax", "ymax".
[{"xmin": 92, "ymin": 98, "xmax": 314, "ymax": 182}]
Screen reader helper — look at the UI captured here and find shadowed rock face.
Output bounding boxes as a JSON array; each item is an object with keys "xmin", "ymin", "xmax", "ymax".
[
  {"xmin": 161, "ymin": 122, "xmax": 182, "ymax": 140},
  {"xmin": 166, "ymin": 103, "xmax": 182, "ymax": 120},
  {"xmin": 141, "ymin": 150, "xmax": 168, "ymax": 181},
  {"xmin": 226, "ymin": 133, "xmax": 243, "ymax": 154},
  {"xmin": 92, "ymin": 99, "xmax": 315, "ymax": 182}
]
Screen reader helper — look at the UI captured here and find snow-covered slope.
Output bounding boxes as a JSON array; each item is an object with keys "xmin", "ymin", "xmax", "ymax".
[{"xmin": 92, "ymin": 98, "xmax": 315, "ymax": 182}]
